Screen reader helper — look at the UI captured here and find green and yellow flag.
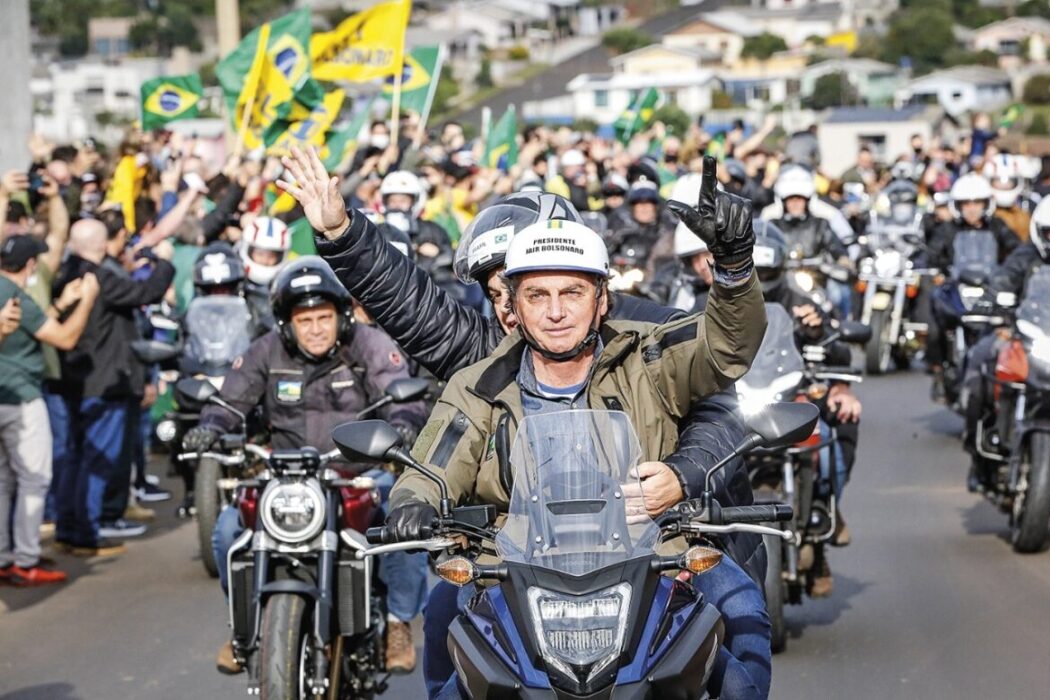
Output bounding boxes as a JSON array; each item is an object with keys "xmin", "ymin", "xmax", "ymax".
[
  {"xmin": 484, "ymin": 106, "xmax": 518, "ymax": 170},
  {"xmin": 613, "ymin": 87, "xmax": 659, "ymax": 144},
  {"xmin": 382, "ymin": 45, "xmax": 443, "ymax": 118},
  {"xmin": 311, "ymin": 0, "xmax": 412, "ymax": 83},
  {"xmin": 321, "ymin": 95, "xmax": 378, "ymax": 172},
  {"xmin": 265, "ymin": 89, "xmax": 346, "ymax": 156},
  {"xmin": 140, "ymin": 73, "xmax": 202, "ymax": 131}
]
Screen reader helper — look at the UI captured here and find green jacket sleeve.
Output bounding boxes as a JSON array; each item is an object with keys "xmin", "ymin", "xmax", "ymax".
[
  {"xmin": 389, "ymin": 381, "xmax": 490, "ymax": 511},
  {"xmin": 642, "ymin": 271, "xmax": 766, "ymax": 418}
]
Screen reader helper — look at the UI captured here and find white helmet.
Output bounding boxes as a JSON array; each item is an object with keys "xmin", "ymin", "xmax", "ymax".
[
  {"xmin": 503, "ymin": 219, "xmax": 609, "ymax": 279},
  {"xmin": 774, "ymin": 166, "xmax": 816, "ymax": 203},
  {"xmin": 560, "ymin": 149, "xmax": 586, "ymax": 169},
  {"xmin": 670, "ymin": 173, "xmax": 709, "ymax": 257},
  {"xmin": 380, "ymin": 170, "xmax": 426, "ymax": 218},
  {"xmin": 949, "ymin": 173, "xmax": 996, "ymax": 221},
  {"xmin": 1030, "ymin": 196, "xmax": 1050, "ymax": 262},
  {"xmin": 240, "ymin": 217, "xmax": 292, "ymax": 286}
]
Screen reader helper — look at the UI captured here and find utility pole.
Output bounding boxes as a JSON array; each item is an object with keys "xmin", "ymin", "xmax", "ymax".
[{"xmin": 0, "ymin": 0, "xmax": 32, "ymax": 172}]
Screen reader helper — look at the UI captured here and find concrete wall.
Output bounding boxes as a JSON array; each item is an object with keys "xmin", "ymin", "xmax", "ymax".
[
  {"xmin": 0, "ymin": 0, "xmax": 31, "ymax": 172},
  {"xmin": 819, "ymin": 119, "xmax": 933, "ymax": 177}
]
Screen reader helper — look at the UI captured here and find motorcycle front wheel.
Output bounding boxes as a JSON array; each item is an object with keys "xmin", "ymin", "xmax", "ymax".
[
  {"xmin": 865, "ymin": 308, "xmax": 893, "ymax": 375},
  {"xmin": 260, "ymin": 593, "xmax": 319, "ymax": 700},
  {"xmin": 1012, "ymin": 432, "xmax": 1050, "ymax": 553},
  {"xmin": 763, "ymin": 532, "xmax": 788, "ymax": 654},
  {"xmin": 195, "ymin": 457, "xmax": 222, "ymax": 577}
]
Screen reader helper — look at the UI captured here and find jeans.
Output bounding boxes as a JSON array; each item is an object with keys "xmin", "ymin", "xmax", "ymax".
[
  {"xmin": 102, "ymin": 398, "xmax": 140, "ymax": 522},
  {"xmin": 0, "ymin": 400, "xmax": 53, "ymax": 568},
  {"xmin": 54, "ymin": 397, "xmax": 128, "ymax": 547},
  {"xmin": 826, "ymin": 279, "xmax": 852, "ymax": 319},
  {"xmin": 424, "ymin": 557, "xmax": 772, "ymax": 700},
  {"xmin": 212, "ymin": 469, "xmax": 428, "ymax": 623},
  {"xmin": 42, "ymin": 390, "xmax": 70, "ymax": 524}
]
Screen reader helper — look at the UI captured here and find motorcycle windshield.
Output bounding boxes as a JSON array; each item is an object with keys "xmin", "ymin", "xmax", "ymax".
[
  {"xmin": 1017, "ymin": 267, "xmax": 1050, "ymax": 335},
  {"xmin": 184, "ymin": 296, "xmax": 253, "ymax": 367},
  {"xmin": 495, "ymin": 410, "xmax": 661, "ymax": 576},
  {"xmin": 951, "ymin": 230, "xmax": 998, "ymax": 280},
  {"xmin": 736, "ymin": 304, "xmax": 805, "ymax": 411}
]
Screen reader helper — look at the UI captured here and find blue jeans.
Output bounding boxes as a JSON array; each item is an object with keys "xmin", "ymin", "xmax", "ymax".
[
  {"xmin": 54, "ymin": 397, "xmax": 128, "ymax": 546},
  {"xmin": 212, "ymin": 469, "xmax": 428, "ymax": 622},
  {"xmin": 425, "ymin": 557, "xmax": 771, "ymax": 700},
  {"xmin": 43, "ymin": 390, "xmax": 70, "ymax": 524}
]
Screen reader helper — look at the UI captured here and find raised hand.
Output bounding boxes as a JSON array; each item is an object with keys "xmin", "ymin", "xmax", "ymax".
[
  {"xmin": 276, "ymin": 146, "xmax": 350, "ymax": 240},
  {"xmin": 1, "ymin": 298, "xmax": 22, "ymax": 336},
  {"xmin": 666, "ymin": 156, "xmax": 755, "ymax": 269}
]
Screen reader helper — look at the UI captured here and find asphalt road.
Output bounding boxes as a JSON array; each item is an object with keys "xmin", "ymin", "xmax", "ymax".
[{"xmin": 4, "ymin": 370, "xmax": 1050, "ymax": 699}]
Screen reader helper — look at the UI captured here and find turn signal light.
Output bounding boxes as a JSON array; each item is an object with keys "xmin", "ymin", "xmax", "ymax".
[
  {"xmin": 436, "ymin": 557, "xmax": 477, "ymax": 587},
  {"xmin": 807, "ymin": 383, "xmax": 829, "ymax": 401},
  {"xmin": 906, "ymin": 284, "xmax": 919, "ymax": 299},
  {"xmin": 854, "ymin": 280, "xmax": 867, "ymax": 293},
  {"xmin": 996, "ymin": 339, "xmax": 1029, "ymax": 384},
  {"xmin": 682, "ymin": 546, "xmax": 723, "ymax": 575}
]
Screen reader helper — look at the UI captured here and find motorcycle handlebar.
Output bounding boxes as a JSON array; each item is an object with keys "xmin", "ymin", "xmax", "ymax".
[
  {"xmin": 721, "ymin": 504, "xmax": 794, "ymax": 524},
  {"xmin": 365, "ymin": 527, "xmax": 387, "ymax": 545}
]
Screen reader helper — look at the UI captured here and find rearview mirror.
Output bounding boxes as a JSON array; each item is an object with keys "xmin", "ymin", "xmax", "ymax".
[
  {"xmin": 837, "ymin": 321, "xmax": 872, "ymax": 344},
  {"xmin": 385, "ymin": 377, "xmax": 430, "ymax": 404},
  {"xmin": 332, "ymin": 420, "xmax": 405, "ymax": 463},
  {"xmin": 130, "ymin": 340, "xmax": 179, "ymax": 364},
  {"xmin": 745, "ymin": 402, "xmax": 820, "ymax": 450},
  {"xmin": 176, "ymin": 377, "xmax": 219, "ymax": 405}
]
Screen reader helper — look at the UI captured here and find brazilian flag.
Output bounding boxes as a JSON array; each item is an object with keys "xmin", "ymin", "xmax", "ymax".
[
  {"xmin": 613, "ymin": 87, "xmax": 659, "ymax": 145},
  {"xmin": 382, "ymin": 45, "xmax": 443, "ymax": 118},
  {"xmin": 140, "ymin": 74, "xmax": 203, "ymax": 131},
  {"xmin": 484, "ymin": 106, "xmax": 518, "ymax": 171}
]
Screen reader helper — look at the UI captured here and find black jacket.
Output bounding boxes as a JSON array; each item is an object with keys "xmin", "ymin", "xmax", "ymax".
[
  {"xmin": 774, "ymin": 214, "xmax": 848, "ymax": 261},
  {"xmin": 199, "ymin": 326, "xmax": 427, "ymax": 454},
  {"xmin": 317, "ymin": 212, "xmax": 765, "ymax": 583},
  {"xmin": 927, "ymin": 217, "xmax": 1019, "ymax": 272},
  {"xmin": 991, "ymin": 243, "xmax": 1044, "ymax": 296},
  {"xmin": 53, "ymin": 255, "xmax": 174, "ymax": 399}
]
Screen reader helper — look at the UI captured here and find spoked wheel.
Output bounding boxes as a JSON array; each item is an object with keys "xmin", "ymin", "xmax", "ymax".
[{"xmin": 1012, "ymin": 433, "xmax": 1050, "ymax": 553}]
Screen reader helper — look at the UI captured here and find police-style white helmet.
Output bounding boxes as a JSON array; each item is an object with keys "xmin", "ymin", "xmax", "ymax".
[
  {"xmin": 380, "ymin": 170, "xmax": 426, "ymax": 218},
  {"xmin": 669, "ymin": 173, "xmax": 709, "ymax": 257},
  {"xmin": 503, "ymin": 219, "xmax": 609, "ymax": 279},
  {"xmin": 774, "ymin": 166, "xmax": 816, "ymax": 203},
  {"xmin": 1030, "ymin": 196, "xmax": 1050, "ymax": 262},
  {"xmin": 949, "ymin": 173, "xmax": 996, "ymax": 221},
  {"xmin": 240, "ymin": 217, "xmax": 292, "ymax": 286}
]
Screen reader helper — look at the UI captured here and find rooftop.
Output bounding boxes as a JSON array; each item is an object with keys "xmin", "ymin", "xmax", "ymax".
[
  {"xmin": 907, "ymin": 65, "xmax": 1011, "ymax": 86},
  {"xmin": 824, "ymin": 106, "xmax": 926, "ymax": 124}
]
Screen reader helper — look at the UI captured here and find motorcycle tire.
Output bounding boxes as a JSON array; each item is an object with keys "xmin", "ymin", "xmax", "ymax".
[
  {"xmin": 259, "ymin": 593, "xmax": 317, "ymax": 700},
  {"xmin": 865, "ymin": 309, "xmax": 892, "ymax": 375},
  {"xmin": 763, "ymin": 532, "xmax": 788, "ymax": 654},
  {"xmin": 1012, "ymin": 432, "xmax": 1050, "ymax": 554},
  {"xmin": 195, "ymin": 457, "xmax": 221, "ymax": 578}
]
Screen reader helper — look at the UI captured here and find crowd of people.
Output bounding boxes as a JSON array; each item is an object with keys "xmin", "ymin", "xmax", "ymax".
[{"xmin": 2, "ymin": 104, "xmax": 1050, "ymax": 698}]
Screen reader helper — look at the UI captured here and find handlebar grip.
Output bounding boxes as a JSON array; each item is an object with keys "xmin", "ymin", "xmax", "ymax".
[
  {"xmin": 365, "ymin": 527, "xmax": 387, "ymax": 545},
  {"xmin": 721, "ymin": 504, "xmax": 794, "ymax": 524}
]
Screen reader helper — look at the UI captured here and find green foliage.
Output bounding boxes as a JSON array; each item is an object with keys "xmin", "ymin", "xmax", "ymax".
[
  {"xmin": 1018, "ymin": 0, "xmax": 1050, "ymax": 18},
  {"xmin": 476, "ymin": 57, "xmax": 494, "ymax": 89},
  {"xmin": 601, "ymin": 27, "xmax": 653, "ymax": 55},
  {"xmin": 944, "ymin": 48, "xmax": 1000, "ymax": 67},
  {"xmin": 711, "ymin": 90, "xmax": 734, "ymax": 110},
  {"xmin": 128, "ymin": 7, "xmax": 201, "ymax": 56},
  {"xmin": 651, "ymin": 104, "xmax": 690, "ymax": 137},
  {"xmin": 741, "ymin": 32, "xmax": 789, "ymax": 61},
  {"xmin": 508, "ymin": 45, "xmax": 530, "ymax": 61},
  {"xmin": 881, "ymin": 5, "xmax": 955, "ymax": 74},
  {"xmin": 198, "ymin": 60, "xmax": 218, "ymax": 88},
  {"xmin": 572, "ymin": 117, "xmax": 599, "ymax": 133},
  {"xmin": 431, "ymin": 63, "xmax": 459, "ymax": 118},
  {"xmin": 1024, "ymin": 75, "xmax": 1050, "ymax": 105},
  {"xmin": 1027, "ymin": 112, "xmax": 1050, "ymax": 135},
  {"xmin": 805, "ymin": 72, "xmax": 860, "ymax": 110},
  {"xmin": 806, "ymin": 34, "xmax": 826, "ymax": 46}
]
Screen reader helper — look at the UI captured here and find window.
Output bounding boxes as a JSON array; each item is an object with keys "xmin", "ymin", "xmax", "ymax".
[
  {"xmin": 859, "ymin": 134, "xmax": 887, "ymax": 161},
  {"xmin": 999, "ymin": 39, "xmax": 1020, "ymax": 56},
  {"xmin": 663, "ymin": 89, "xmax": 678, "ymax": 105},
  {"xmin": 94, "ymin": 38, "xmax": 110, "ymax": 55},
  {"xmin": 595, "ymin": 89, "xmax": 609, "ymax": 107}
]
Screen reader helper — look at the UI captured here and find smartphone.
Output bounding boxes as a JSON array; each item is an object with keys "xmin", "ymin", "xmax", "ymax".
[{"xmin": 27, "ymin": 170, "xmax": 44, "ymax": 192}]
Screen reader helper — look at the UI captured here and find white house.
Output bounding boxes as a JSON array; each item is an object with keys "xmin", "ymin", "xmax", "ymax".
[
  {"xmin": 817, "ymin": 106, "xmax": 934, "ymax": 177},
  {"xmin": 972, "ymin": 16, "xmax": 1050, "ymax": 63},
  {"xmin": 801, "ymin": 58, "xmax": 906, "ymax": 106},
  {"xmin": 895, "ymin": 65, "xmax": 1012, "ymax": 116},
  {"xmin": 661, "ymin": 12, "xmax": 759, "ymax": 65},
  {"xmin": 566, "ymin": 70, "xmax": 723, "ymax": 125}
]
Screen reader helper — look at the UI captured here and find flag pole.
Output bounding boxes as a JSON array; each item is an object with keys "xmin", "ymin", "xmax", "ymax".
[
  {"xmin": 414, "ymin": 43, "xmax": 446, "ymax": 149},
  {"xmin": 233, "ymin": 23, "xmax": 270, "ymax": 159},
  {"xmin": 389, "ymin": 0, "xmax": 409, "ymax": 146}
]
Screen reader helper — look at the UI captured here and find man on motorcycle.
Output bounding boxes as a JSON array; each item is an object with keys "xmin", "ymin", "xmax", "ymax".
[
  {"xmin": 961, "ymin": 198, "xmax": 1050, "ymax": 491},
  {"xmin": 984, "ymin": 156, "xmax": 1031, "ymax": 242},
  {"xmin": 237, "ymin": 216, "xmax": 292, "ymax": 332},
  {"xmin": 653, "ymin": 221, "xmax": 715, "ymax": 314},
  {"xmin": 182, "ymin": 257, "xmax": 430, "ymax": 676},
  {"xmin": 606, "ymin": 180, "xmax": 676, "ymax": 275},
  {"xmin": 926, "ymin": 173, "xmax": 1019, "ymax": 401},
  {"xmin": 378, "ymin": 170, "xmax": 453, "ymax": 264},
  {"xmin": 384, "ymin": 165, "xmax": 772, "ymax": 699}
]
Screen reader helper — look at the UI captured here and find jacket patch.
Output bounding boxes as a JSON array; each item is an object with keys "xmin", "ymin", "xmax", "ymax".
[
  {"xmin": 602, "ymin": 396, "xmax": 624, "ymax": 411},
  {"xmin": 642, "ymin": 325, "xmax": 698, "ymax": 364},
  {"xmin": 275, "ymin": 380, "xmax": 303, "ymax": 403},
  {"xmin": 431, "ymin": 410, "xmax": 469, "ymax": 468}
]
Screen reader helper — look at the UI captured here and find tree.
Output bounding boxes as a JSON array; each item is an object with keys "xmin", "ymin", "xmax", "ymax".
[
  {"xmin": 571, "ymin": 117, "xmax": 599, "ymax": 133},
  {"xmin": 601, "ymin": 27, "xmax": 652, "ymax": 55},
  {"xmin": 1024, "ymin": 75, "xmax": 1050, "ymax": 105},
  {"xmin": 476, "ymin": 57, "xmax": 493, "ymax": 89},
  {"xmin": 1027, "ymin": 112, "xmax": 1049, "ymax": 136},
  {"xmin": 741, "ymin": 32, "xmax": 789, "ymax": 61},
  {"xmin": 1018, "ymin": 0, "xmax": 1050, "ymax": 19},
  {"xmin": 881, "ymin": 5, "xmax": 955, "ymax": 74},
  {"xmin": 651, "ymin": 104, "xmax": 690, "ymax": 137},
  {"xmin": 805, "ymin": 72, "xmax": 860, "ymax": 109},
  {"xmin": 711, "ymin": 90, "xmax": 734, "ymax": 109}
]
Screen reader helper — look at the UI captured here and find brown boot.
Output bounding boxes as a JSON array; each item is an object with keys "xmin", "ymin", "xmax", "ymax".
[
  {"xmin": 216, "ymin": 640, "xmax": 243, "ymax": 675},
  {"xmin": 833, "ymin": 508, "xmax": 852, "ymax": 547},
  {"xmin": 385, "ymin": 619, "xmax": 417, "ymax": 673},
  {"xmin": 123, "ymin": 503, "xmax": 156, "ymax": 523},
  {"xmin": 808, "ymin": 554, "xmax": 834, "ymax": 599}
]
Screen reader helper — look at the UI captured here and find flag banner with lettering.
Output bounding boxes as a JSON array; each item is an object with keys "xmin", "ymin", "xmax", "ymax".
[
  {"xmin": 311, "ymin": 0, "xmax": 411, "ymax": 83},
  {"xmin": 140, "ymin": 73, "xmax": 203, "ymax": 130}
]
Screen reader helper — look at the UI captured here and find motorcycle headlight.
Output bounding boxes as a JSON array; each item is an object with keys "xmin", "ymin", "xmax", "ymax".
[
  {"xmin": 259, "ymin": 479, "xmax": 326, "ymax": 543},
  {"xmin": 155, "ymin": 419, "xmax": 177, "ymax": 444},
  {"xmin": 527, "ymin": 583, "xmax": 631, "ymax": 684},
  {"xmin": 873, "ymin": 250, "xmax": 902, "ymax": 278},
  {"xmin": 793, "ymin": 270, "xmax": 815, "ymax": 293},
  {"xmin": 737, "ymin": 371, "xmax": 804, "ymax": 416}
]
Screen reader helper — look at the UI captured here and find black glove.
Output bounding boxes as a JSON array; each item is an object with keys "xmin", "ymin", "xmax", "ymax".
[
  {"xmin": 182, "ymin": 426, "xmax": 218, "ymax": 453},
  {"xmin": 666, "ymin": 156, "xmax": 755, "ymax": 268},
  {"xmin": 385, "ymin": 501, "xmax": 439, "ymax": 543}
]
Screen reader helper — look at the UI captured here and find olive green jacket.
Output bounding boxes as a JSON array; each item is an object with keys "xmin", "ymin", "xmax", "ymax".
[{"xmin": 390, "ymin": 272, "xmax": 766, "ymax": 511}]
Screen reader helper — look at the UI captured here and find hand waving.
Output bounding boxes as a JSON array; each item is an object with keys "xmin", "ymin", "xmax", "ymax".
[
  {"xmin": 276, "ymin": 146, "xmax": 350, "ymax": 240},
  {"xmin": 666, "ymin": 156, "xmax": 755, "ymax": 268}
]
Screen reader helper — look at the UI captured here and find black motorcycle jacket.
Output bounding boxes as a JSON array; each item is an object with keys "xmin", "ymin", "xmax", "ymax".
[
  {"xmin": 317, "ymin": 211, "xmax": 766, "ymax": 583},
  {"xmin": 243, "ymin": 281, "xmax": 276, "ymax": 337},
  {"xmin": 198, "ymin": 325, "xmax": 428, "ymax": 453},
  {"xmin": 927, "ymin": 217, "xmax": 1019, "ymax": 272},
  {"xmin": 773, "ymin": 214, "xmax": 848, "ymax": 261},
  {"xmin": 990, "ymin": 243, "xmax": 1044, "ymax": 296},
  {"xmin": 651, "ymin": 259, "xmax": 711, "ymax": 315}
]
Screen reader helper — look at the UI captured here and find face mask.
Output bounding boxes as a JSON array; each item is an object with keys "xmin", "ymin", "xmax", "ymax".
[{"xmin": 371, "ymin": 134, "xmax": 390, "ymax": 150}]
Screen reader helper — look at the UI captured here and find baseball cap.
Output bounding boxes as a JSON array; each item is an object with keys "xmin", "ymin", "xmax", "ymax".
[{"xmin": 0, "ymin": 234, "xmax": 49, "ymax": 272}]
